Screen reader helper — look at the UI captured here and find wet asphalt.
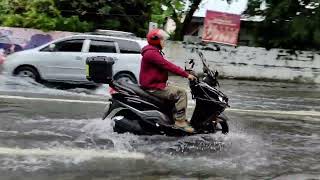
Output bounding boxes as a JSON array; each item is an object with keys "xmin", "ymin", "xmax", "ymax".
[{"xmin": 0, "ymin": 75, "xmax": 319, "ymax": 180}]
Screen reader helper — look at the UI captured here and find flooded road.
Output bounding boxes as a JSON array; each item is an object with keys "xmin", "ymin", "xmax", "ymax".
[{"xmin": 0, "ymin": 75, "xmax": 319, "ymax": 180}]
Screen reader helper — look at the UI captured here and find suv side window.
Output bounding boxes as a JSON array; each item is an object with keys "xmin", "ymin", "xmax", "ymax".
[
  {"xmin": 89, "ymin": 40, "xmax": 116, "ymax": 53},
  {"xmin": 116, "ymin": 39, "xmax": 141, "ymax": 54},
  {"xmin": 41, "ymin": 39, "xmax": 84, "ymax": 52}
]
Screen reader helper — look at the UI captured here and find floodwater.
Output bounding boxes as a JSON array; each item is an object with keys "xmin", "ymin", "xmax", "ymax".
[{"xmin": 0, "ymin": 75, "xmax": 319, "ymax": 180}]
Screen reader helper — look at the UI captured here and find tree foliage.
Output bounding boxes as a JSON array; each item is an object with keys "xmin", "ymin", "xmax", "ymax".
[
  {"xmin": 180, "ymin": 0, "xmax": 203, "ymax": 40},
  {"xmin": 0, "ymin": 0, "xmax": 204, "ymax": 38},
  {"xmin": 56, "ymin": 0, "xmax": 153, "ymax": 36},
  {"xmin": 148, "ymin": 0, "xmax": 205, "ymax": 40},
  {"xmin": 246, "ymin": 0, "xmax": 320, "ymax": 50},
  {"xmin": 0, "ymin": 0, "xmax": 92, "ymax": 32},
  {"xmin": 56, "ymin": 0, "xmax": 193, "ymax": 38},
  {"xmin": 149, "ymin": 0, "xmax": 186, "ymax": 38}
]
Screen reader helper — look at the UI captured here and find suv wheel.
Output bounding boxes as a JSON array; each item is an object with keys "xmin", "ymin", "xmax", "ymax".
[{"xmin": 14, "ymin": 66, "xmax": 41, "ymax": 82}]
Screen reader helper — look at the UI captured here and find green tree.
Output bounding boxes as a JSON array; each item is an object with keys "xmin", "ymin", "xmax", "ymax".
[
  {"xmin": 151, "ymin": 0, "xmax": 236, "ymax": 40},
  {"xmin": 149, "ymin": 0, "xmax": 186, "ymax": 39},
  {"xmin": 0, "ymin": 0, "xmax": 240, "ymax": 41},
  {"xmin": 246, "ymin": 0, "xmax": 320, "ymax": 50},
  {"xmin": 0, "ymin": 0, "xmax": 92, "ymax": 32},
  {"xmin": 148, "ymin": 0, "xmax": 204, "ymax": 40},
  {"xmin": 180, "ymin": 0, "xmax": 203, "ymax": 40},
  {"xmin": 56, "ymin": 0, "xmax": 153, "ymax": 36},
  {"xmin": 56, "ymin": 0, "xmax": 188, "ymax": 38}
]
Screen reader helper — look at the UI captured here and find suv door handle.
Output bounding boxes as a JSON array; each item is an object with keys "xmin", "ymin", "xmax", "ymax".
[
  {"xmin": 112, "ymin": 57, "xmax": 118, "ymax": 61},
  {"xmin": 75, "ymin": 56, "xmax": 82, "ymax": 60}
]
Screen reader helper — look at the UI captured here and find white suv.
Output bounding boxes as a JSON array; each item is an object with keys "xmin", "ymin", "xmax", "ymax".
[{"xmin": 3, "ymin": 34, "xmax": 147, "ymax": 84}]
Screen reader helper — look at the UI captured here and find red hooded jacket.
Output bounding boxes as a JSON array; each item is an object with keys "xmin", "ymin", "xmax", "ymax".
[{"xmin": 139, "ymin": 45, "xmax": 189, "ymax": 90}]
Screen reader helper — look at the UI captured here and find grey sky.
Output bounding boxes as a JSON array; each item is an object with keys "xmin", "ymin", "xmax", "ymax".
[{"xmin": 194, "ymin": 0, "xmax": 248, "ymax": 17}]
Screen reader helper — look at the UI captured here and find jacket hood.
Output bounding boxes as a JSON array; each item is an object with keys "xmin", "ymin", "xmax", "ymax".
[{"xmin": 141, "ymin": 45, "xmax": 161, "ymax": 56}]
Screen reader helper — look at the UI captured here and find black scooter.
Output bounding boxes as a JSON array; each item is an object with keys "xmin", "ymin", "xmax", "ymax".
[{"xmin": 86, "ymin": 51, "xmax": 230, "ymax": 136}]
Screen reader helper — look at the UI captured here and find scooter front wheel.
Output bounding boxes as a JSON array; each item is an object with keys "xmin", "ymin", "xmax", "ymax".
[
  {"xmin": 214, "ymin": 114, "xmax": 229, "ymax": 134},
  {"xmin": 216, "ymin": 119, "xmax": 229, "ymax": 134}
]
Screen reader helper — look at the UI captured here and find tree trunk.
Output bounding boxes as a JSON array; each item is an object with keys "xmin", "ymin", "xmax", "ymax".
[
  {"xmin": 169, "ymin": 4, "xmax": 182, "ymax": 40},
  {"xmin": 177, "ymin": 0, "xmax": 202, "ymax": 41}
]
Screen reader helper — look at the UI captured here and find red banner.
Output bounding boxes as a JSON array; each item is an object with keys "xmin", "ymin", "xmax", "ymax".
[{"xmin": 202, "ymin": 10, "xmax": 241, "ymax": 46}]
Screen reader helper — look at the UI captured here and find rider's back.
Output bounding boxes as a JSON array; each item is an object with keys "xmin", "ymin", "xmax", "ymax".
[{"xmin": 139, "ymin": 45, "xmax": 188, "ymax": 90}]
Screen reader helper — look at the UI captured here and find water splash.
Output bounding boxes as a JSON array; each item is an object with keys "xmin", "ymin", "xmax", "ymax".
[
  {"xmin": 0, "ymin": 74, "xmax": 110, "ymax": 97},
  {"xmin": 76, "ymin": 119, "xmax": 139, "ymax": 151}
]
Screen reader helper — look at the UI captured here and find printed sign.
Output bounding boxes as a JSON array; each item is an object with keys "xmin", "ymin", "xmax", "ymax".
[{"xmin": 202, "ymin": 10, "xmax": 241, "ymax": 46}]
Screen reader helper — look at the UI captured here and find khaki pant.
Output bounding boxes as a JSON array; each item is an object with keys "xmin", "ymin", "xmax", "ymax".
[{"xmin": 148, "ymin": 85, "xmax": 187, "ymax": 121}]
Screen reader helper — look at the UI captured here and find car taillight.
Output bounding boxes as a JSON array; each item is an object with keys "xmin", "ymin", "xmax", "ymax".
[
  {"xmin": 0, "ymin": 55, "xmax": 5, "ymax": 64},
  {"xmin": 109, "ymin": 87, "xmax": 117, "ymax": 95}
]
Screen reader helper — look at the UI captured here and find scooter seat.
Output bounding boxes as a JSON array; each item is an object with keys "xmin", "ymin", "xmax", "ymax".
[{"xmin": 117, "ymin": 81, "xmax": 165, "ymax": 105}]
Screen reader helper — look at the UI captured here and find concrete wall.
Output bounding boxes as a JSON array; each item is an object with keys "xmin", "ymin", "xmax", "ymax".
[{"xmin": 163, "ymin": 42, "xmax": 320, "ymax": 84}]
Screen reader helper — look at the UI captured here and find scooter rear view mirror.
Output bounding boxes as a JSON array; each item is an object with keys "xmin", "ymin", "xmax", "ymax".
[
  {"xmin": 189, "ymin": 59, "xmax": 195, "ymax": 69},
  {"xmin": 185, "ymin": 59, "xmax": 195, "ymax": 71},
  {"xmin": 215, "ymin": 71, "xmax": 219, "ymax": 77}
]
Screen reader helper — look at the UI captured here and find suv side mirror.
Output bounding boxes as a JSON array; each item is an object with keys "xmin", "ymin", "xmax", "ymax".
[{"xmin": 48, "ymin": 44, "xmax": 56, "ymax": 52}]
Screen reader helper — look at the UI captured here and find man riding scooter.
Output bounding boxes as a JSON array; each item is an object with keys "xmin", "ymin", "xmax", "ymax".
[{"xmin": 140, "ymin": 29, "xmax": 197, "ymax": 133}]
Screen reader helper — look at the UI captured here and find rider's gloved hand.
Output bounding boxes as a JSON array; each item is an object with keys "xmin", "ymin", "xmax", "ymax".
[{"xmin": 188, "ymin": 74, "xmax": 197, "ymax": 81}]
